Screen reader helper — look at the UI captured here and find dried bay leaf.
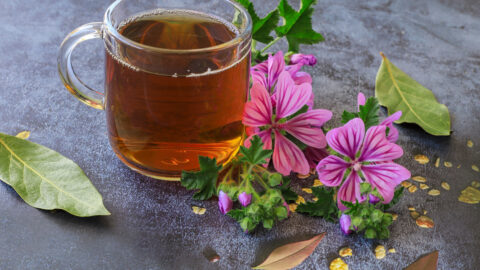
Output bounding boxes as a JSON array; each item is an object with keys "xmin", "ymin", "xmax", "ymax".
[
  {"xmin": 253, "ymin": 233, "xmax": 325, "ymax": 270},
  {"xmin": 404, "ymin": 250, "xmax": 439, "ymax": 270},
  {"xmin": 375, "ymin": 52, "xmax": 451, "ymax": 136},
  {"xmin": 0, "ymin": 133, "xmax": 110, "ymax": 217},
  {"xmin": 16, "ymin": 131, "xmax": 30, "ymax": 139}
]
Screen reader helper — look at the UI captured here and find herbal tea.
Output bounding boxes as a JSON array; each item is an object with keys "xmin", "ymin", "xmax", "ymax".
[{"xmin": 105, "ymin": 10, "xmax": 249, "ymax": 179}]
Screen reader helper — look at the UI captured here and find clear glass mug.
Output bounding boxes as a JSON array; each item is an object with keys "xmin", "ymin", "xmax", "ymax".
[{"xmin": 58, "ymin": 0, "xmax": 252, "ymax": 180}]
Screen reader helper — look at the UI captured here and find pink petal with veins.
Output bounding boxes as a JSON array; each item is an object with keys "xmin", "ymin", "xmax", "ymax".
[{"xmin": 326, "ymin": 118, "xmax": 365, "ymax": 160}]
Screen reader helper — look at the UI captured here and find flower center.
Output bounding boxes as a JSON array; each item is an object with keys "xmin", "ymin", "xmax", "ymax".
[{"xmin": 352, "ymin": 161, "xmax": 362, "ymax": 172}]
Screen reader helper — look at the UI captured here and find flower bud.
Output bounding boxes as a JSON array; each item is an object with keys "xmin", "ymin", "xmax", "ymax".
[
  {"xmin": 340, "ymin": 214, "xmax": 353, "ymax": 235},
  {"xmin": 369, "ymin": 194, "xmax": 381, "ymax": 204},
  {"xmin": 289, "ymin": 53, "xmax": 317, "ymax": 66},
  {"xmin": 218, "ymin": 190, "xmax": 232, "ymax": 214},
  {"xmin": 238, "ymin": 192, "xmax": 252, "ymax": 207}
]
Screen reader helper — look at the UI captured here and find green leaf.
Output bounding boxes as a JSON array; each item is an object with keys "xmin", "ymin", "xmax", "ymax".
[
  {"xmin": 296, "ymin": 187, "xmax": 338, "ymax": 221},
  {"xmin": 239, "ymin": 135, "xmax": 273, "ymax": 165},
  {"xmin": 358, "ymin": 97, "xmax": 380, "ymax": 129},
  {"xmin": 375, "ymin": 52, "xmax": 451, "ymax": 136},
  {"xmin": 0, "ymin": 133, "xmax": 110, "ymax": 217},
  {"xmin": 235, "ymin": 0, "xmax": 280, "ymax": 44},
  {"xmin": 277, "ymin": 177, "xmax": 298, "ymax": 203},
  {"xmin": 181, "ymin": 156, "xmax": 222, "ymax": 200},
  {"xmin": 275, "ymin": 0, "xmax": 324, "ymax": 52},
  {"xmin": 341, "ymin": 111, "xmax": 358, "ymax": 124}
]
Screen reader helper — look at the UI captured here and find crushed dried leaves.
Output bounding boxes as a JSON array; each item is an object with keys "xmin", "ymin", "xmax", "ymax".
[
  {"xmin": 410, "ymin": 211, "xmax": 420, "ymax": 219},
  {"xmin": 391, "ymin": 213, "xmax": 398, "ymax": 221},
  {"xmin": 192, "ymin": 206, "xmax": 206, "ymax": 215},
  {"xmin": 330, "ymin": 258, "xmax": 348, "ymax": 270},
  {"xmin": 374, "ymin": 245, "xmax": 386, "ymax": 259},
  {"xmin": 388, "ymin": 248, "xmax": 396, "ymax": 253},
  {"xmin": 428, "ymin": 189, "xmax": 440, "ymax": 196},
  {"xmin": 441, "ymin": 182, "xmax": 450, "ymax": 190},
  {"xmin": 444, "ymin": 161, "xmax": 452, "ymax": 168},
  {"xmin": 313, "ymin": 179, "xmax": 323, "ymax": 187},
  {"xmin": 472, "ymin": 181, "xmax": 480, "ymax": 188},
  {"xmin": 339, "ymin": 247, "xmax": 352, "ymax": 257},
  {"xmin": 302, "ymin": 188, "xmax": 312, "ymax": 194},
  {"xmin": 408, "ymin": 206, "xmax": 416, "ymax": 211},
  {"xmin": 467, "ymin": 140, "xmax": 474, "ymax": 148},
  {"xmin": 296, "ymin": 196, "xmax": 306, "ymax": 205},
  {"xmin": 434, "ymin": 158, "xmax": 440, "ymax": 168},
  {"xmin": 472, "ymin": 165, "xmax": 479, "ymax": 172},
  {"xmin": 408, "ymin": 185, "xmax": 418, "ymax": 193},
  {"xmin": 412, "ymin": 176, "xmax": 427, "ymax": 183},
  {"xmin": 414, "ymin": 155, "xmax": 429, "ymax": 164},
  {"xmin": 458, "ymin": 186, "xmax": 480, "ymax": 204},
  {"xmin": 419, "ymin": 183, "xmax": 429, "ymax": 190},
  {"xmin": 289, "ymin": 203, "xmax": 298, "ymax": 212},
  {"xmin": 297, "ymin": 173, "xmax": 310, "ymax": 179},
  {"xmin": 416, "ymin": 215, "xmax": 434, "ymax": 228},
  {"xmin": 209, "ymin": 254, "xmax": 220, "ymax": 263},
  {"xmin": 402, "ymin": 181, "xmax": 413, "ymax": 188}
]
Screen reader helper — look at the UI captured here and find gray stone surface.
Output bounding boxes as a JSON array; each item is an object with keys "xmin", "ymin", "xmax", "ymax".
[{"xmin": 0, "ymin": 0, "xmax": 479, "ymax": 269}]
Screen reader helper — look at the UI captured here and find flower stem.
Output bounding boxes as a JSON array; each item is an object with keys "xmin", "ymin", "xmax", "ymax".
[{"xmin": 260, "ymin": 36, "xmax": 282, "ymax": 54}]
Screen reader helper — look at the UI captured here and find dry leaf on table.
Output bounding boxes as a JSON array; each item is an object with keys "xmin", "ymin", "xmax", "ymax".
[{"xmin": 404, "ymin": 250, "xmax": 438, "ymax": 270}]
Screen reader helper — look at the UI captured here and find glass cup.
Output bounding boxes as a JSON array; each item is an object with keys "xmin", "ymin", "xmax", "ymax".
[{"xmin": 58, "ymin": 0, "xmax": 252, "ymax": 180}]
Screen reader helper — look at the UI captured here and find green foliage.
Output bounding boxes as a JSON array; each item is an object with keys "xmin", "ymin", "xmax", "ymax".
[
  {"xmin": 235, "ymin": 0, "xmax": 280, "ymax": 44},
  {"xmin": 277, "ymin": 177, "xmax": 298, "ymax": 203},
  {"xmin": 342, "ymin": 201, "xmax": 394, "ymax": 239},
  {"xmin": 296, "ymin": 187, "xmax": 338, "ymax": 222},
  {"xmin": 341, "ymin": 97, "xmax": 380, "ymax": 130},
  {"xmin": 181, "ymin": 156, "xmax": 222, "ymax": 200},
  {"xmin": 239, "ymin": 135, "xmax": 273, "ymax": 165}
]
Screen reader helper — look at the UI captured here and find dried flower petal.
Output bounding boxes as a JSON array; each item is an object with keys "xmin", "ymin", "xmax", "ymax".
[
  {"xmin": 444, "ymin": 161, "xmax": 452, "ymax": 168},
  {"xmin": 330, "ymin": 258, "xmax": 348, "ymax": 270},
  {"xmin": 428, "ymin": 189, "xmax": 440, "ymax": 196},
  {"xmin": 402, "ymin": 181, "xmax": 413, "ymax": 188},
  {"xmin": 472, "ymin": 181, "xmax": 480, "ymax": 188},
  {"xmin": 296, "ymin": 195, "xmax": 306, "ymax": 204},
  {"xmin": 434, "ymin": 158, "xmax": 440, "ymax": 168},
  {"xmin": 416, "ymin": 215, "xmax": 434, "ymax": 228},
  {"xmin": 15, "ymin": 131, "xmax": 30, "ymax": 139},
  {"xmin": 412, "ymin": 176, "xmax": 427, "ymax": 183},
  {"xmin": 414, "ymin": 155, "xmax": 429, "ymax": 164},
  {"xmin": 408, "ymin": 206, "xmax": 416, "ymax": 211},
  {"xmin": 408, "ymin": 185, "xmax": 418, "ymax": 193},
  {"xmin": 313, "ymin": 179, "xmax": 323, "ymax": 187},
  {"xmin": 339, "ymin": 247, "xmax": 353, "ymax": 257},
  {"xmin": 472, "ymin": 165, "xmax": 479, "ymax": 172},
  {"xmin": 423, "ymin": 210, "xmax": 427, "ymax": 215},
  {"xmin": 458, "ymin": 186, "xmax": 480, "ymax": 204},
  {"xmin": 375, "ymin": 245, "xmax": 386, "ymax": 259},
  {"xmin": 441, "ymin": 182, "xmax": 450, "ymax": 190},
  {"xmin": 410, "ymin": 211, "xmax": 420, "ymax": 219},
  {"xmin": 289, "ymin": 203, "xmax": 298, "ymax": 212},
  {"xmin": 297, "ymin": 173, "xmax": 310, "ymax": 179},
  {"xmin": 192, "ymin": 206, "xmax": 206, "ymax": 215},
  {"xmin": 302, "ymin": 188, "xmax": 313, "ymax": 194},
  {"xmin": 312, "ymin": 197, "xmax": 318, "ymax": 202},
  {"xmin": 388, "ymin": 248, "xmax": 396, "ymax": 253},
  {"xmin": 467, "ymin": 140, "xmax": 474, "ymax": 148},
  {"xmin": 419, "ymin": 183, "xmax": 429, "ymax": 190}
]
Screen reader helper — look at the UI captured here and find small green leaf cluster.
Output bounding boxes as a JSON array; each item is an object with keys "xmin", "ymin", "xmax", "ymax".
[
  {"xmin": 342, "ymin": 201, "xmax": 393, "ymax": 239},
  {"xmin": 235, "ymin": 0, "xmax": 324, "ymax": 63}
]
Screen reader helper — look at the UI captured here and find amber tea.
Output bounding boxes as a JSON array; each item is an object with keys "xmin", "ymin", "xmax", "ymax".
[{"xmin": 104, "ymin": 10, "xmax": 250, "ymax": 179}]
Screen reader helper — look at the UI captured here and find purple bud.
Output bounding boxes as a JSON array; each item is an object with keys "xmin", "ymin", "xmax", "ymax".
[
  {"xmin": 289, "ymin": 53, "xmax": 317, "ymax": 66},
  {"xmin": 238, "ymin": 192, "xmax": 252, "ymax": 207},
  {"xmin": 340, "ymin": 214, "xmax": 353, "ymax": 235},
  {"xmin": 218, "ymin": 191, "xmax": 232, "ymax": 214},
  {"xmin": 369, "ymin": 194, "xmax": 381, "ymax": 204}
]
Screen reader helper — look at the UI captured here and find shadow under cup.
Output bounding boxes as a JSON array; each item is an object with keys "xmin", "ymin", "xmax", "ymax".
[{"xmin": 58, "ymin": 0, "xmax": 252, "ymax": 180}]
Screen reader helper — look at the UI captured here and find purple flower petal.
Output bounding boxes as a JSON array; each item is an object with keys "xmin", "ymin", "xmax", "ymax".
[
  {"xmin": 272, "ymin": 130, "xmax": 309, "ymax": 175},
  {"xmin": 242, "ymin": 83, "xmax": 272, "ymax": 127},
  {"xmin": 267, "ymin": 51, "xmax": 285, "ymax": 88},
  {"xmin": 326, "ymin": 118, "xmax": 365, "ymax": 160},
  {"xmin": 337, "ymin": 170, "xmax": 362, "ymax": 211},
  {"xmin": 290, "ymin": 53, "xmax": 317, "ymax": 66},
  {"xmin": 340, "ymin": 214, "xmax": 353, "ymax": 235},
  {"xmin": 274, "ymin": 72, "xmax": 312, "ymax": 119},
  {"xmin": 359, "ymin": 125, "xmax": 403, "ymax": 162},
  {"xmin": 252, "ymin": 61, "xmax": 268, "ymax": 73},
  {"xmin": 218, "ymin": 191, "xmax": 233, "ymax": 214},
  {"xmin": 361, "ymin": 162, "xmax": 411, "ymax": 203},
  {"xmin": 283, "ymin": 109, "xmax": 332, "ymax": 148},
  {"xmin": 316, "ymin": 155, "xmax": 349, "ymax": 187},
  {"xmin": 357, "ymin": 92, "xmax": 366, "ymax": 110},
  {"xmin": 381, "ymin": 111, "xmax": 402, "ymax": 143},
  {"xmin": 238, "ymin": 192, "xmax": 252, "ymax": 207}
]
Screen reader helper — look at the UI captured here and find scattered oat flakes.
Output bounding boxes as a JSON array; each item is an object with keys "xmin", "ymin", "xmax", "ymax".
[
  {"xmin": 297, "ymin": 173, "xmax": 310, "ymax": 179},
  {"xmin": 435, "ymin": 158, "xmax": 440, "ymax": 168},
  {"xmin": 339, "ymin": 247, "xmax": 353, "ymax": 257},
  {"xmin": 192, "ymin": 206, "xmax": 206, "ymax": 215},
  {"xmin": 472, "ymin": 181, "xmax": 480, "ymax": 188},
  {"xmin": 296, "ymin": 196, "xmax": 306, "ymax": 205},
  {"xmin": 472, "ymin": 165, "xmax": 479, "ymax": 172},
  {"xmin": 288, "ymin": 203, "xmax": 298, "ymax": 212},
  {"xmin": 388, "ymin": 248, "xmax": 396, "ymax": 253},
  {"xmin": 302, "ymin": 188, "xmax": 312, "ymax": 194},
  {"xmin": 416, "ymin": 215, "xmax": 434, "ymax": 228},
  {"xmin": 419, "ymin": 183, "xmax": 429, "ymax": 190},
  {"xmin": 401, "ymin": 181, "xmax": 412, "ymax": 188},
  {"xmin": 391, "ymin": 213, "xmax": 398, "ymax": 221},
  {"xmin": 444, "ymin": 161, "xmax": 453, "ymax": 168},
  {"xmin": 458, "ymin": 186, "xmax": 480, "ymax": 204},
  {"xmin": 410, "ymin": 211, "xmax": 420, "ymax": 219},
  {"xmin": 313, "ymin": 179, "xmax": 324, "ymax": 187},
  {"xmin": 428, "ymin": 189, "xmax": 441, "ymax": 196},
  {"xmin": 467, "ymin": 140, "xmax": 474, "ymax": 148},
  {"xmin": 408, "ymin": 206, "xmax": 416, "ymax": 211},
  {"xmin": 330, "ymin": 258, "xmax": 348, "ymax": 270},
  {"xmin": 441, "ymin": 182, "xmax": 450, "ymax": 190},
  {"xmin": 209, "ymin": 254, "xmax": 220, "ymax": 263},
  {"xmin": 408, "ymin": 185, "xmax": 418, "ymax": 193},
  {"xmin": 312, "ymin": 197, "xmax": 318, "ymax": 202},
  {"xmin": 375, "ymin": 245, "xmax": 386, "ymax": 259},
  {"xmin": 15, "ymin": 131, "xmax": 30, "ymax": 139},
  {"xmin": 412, "ymin": 176, "xmax": 427, "ymax": 183},
  {"xmin": 414, "ymin": 155, "xmax": 429, "ymax": 164}
]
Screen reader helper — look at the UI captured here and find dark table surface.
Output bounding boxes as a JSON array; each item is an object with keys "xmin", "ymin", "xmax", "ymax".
[{"xmin": 1, "ymin": 0, "xmax": 479, "ymax": 269}]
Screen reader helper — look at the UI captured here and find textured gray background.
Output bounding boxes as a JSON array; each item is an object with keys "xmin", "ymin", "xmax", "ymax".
[{"xmin": 0, "ymin": 0, "xmax": 479, "ymax": 269}]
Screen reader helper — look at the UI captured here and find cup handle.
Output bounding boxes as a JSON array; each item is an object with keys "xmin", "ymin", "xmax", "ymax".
[{"xmin": 58, "ymin": 22, "xmax": 104, "ymax": 110}]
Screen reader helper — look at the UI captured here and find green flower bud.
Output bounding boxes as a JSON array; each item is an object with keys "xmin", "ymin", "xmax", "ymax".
[
  {"xmin": 371, "ymin": 209, "xmax": 384, "ymax": 223},
  {"xmin": 263, "ymin": 219, "xmax": 274, "ymax": 229},
  {"xmin": 351, "ymin": 216, "xmax": 363, "ymax": 227},
  {"xmin": 364, "ymin": 228, "xmax": 377, "ymax": 239},
  {"xmin": 275, "ymin": 206, "xmax": 288, "ymax": 220},
  {"xmin": 268, "ymin": 173, "xmax": 283, "ymax": 187}
]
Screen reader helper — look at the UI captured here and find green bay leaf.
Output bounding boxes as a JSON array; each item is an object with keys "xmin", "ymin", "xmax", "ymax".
[
  {"xmin": 0, "ymin": 133, "xmax": 110, "ymax": 217},
  {"xmin": 375, "ymin": 52, "xmax": 451, "ymax": 136}
]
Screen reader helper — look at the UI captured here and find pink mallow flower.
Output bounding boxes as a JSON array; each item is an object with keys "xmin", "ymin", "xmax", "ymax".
[
  {"xmin": 238, "ymin": 192, "xmax": 252, "ymax": 207},
  {"xmin": 218, "ymin": 191, "xmax": 233, "ymax": 214},
  {"xmin": 243, "ymin": 71, "xmax": 332, "ymax": 176},
  {"xmin": 357, "ymin": 92, "xmax": 402, "ymax": 143},
  {"xmin": 316, "ymin": 118, "xmax": 410, "ymax": 210}
]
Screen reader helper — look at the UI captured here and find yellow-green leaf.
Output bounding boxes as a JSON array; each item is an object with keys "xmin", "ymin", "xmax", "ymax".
[
  {"xmin": 16, "ymin": 131, "xmax": 30, "ymax": 139},
  {"xmin": 0, "ymin": 132, "xmax": 110, "ymax": 217},
  {"xmin": 375, "ymin": 52, "xmax": 451, "ymax": 136},
  {"xmin": 253, "ymin": 233, "xmax": 325, "ymax": 270}
]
